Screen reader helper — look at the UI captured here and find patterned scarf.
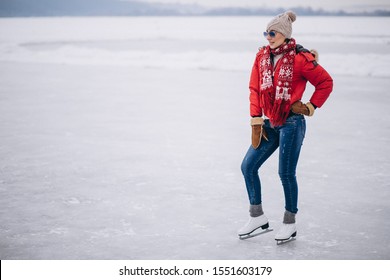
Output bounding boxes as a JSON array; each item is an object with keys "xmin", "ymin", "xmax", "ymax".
[{"xmin": 259, "ymin": 38, "xmax": 296, "ymax": 126}]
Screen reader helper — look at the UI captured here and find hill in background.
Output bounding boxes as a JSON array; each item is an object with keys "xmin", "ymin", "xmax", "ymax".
[{"xmin": 0, "ymin": 0, "xmax": 389, "ymax": 17}]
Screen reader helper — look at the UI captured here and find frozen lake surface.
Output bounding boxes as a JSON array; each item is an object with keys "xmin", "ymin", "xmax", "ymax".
[{"xmin": 0, "ymin": 16, "xmax": 389, "ymax": 259}]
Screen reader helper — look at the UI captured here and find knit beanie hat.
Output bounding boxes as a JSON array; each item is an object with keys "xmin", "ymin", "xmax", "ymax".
[{"xmin": 266, "ymin": 11, "xmax": 296, "ymax": 38}]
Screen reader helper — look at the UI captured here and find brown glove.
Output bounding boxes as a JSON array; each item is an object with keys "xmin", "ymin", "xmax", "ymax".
[
  {"xmin": 291, "ymin": 101, "xmax": 315, "ymax": 116},
  {"xmin": 251, "ymin": 117, "xmax": 268, "ymax": 149}
]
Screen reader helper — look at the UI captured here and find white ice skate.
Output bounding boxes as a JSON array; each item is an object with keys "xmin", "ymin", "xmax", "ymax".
[
  {"xmin": 238, "ymin": 215, "xmax": 272, "ymax": 240},
  {"xmin": 275, "ymin": 223, "xmax": 297, "ymax": 244}
]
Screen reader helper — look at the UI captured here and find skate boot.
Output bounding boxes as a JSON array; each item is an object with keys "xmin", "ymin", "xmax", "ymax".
[
  {"xmin": 238, "ymin": 215, "xmax": 271, "ymax": 239},
  {"xmin": 275, "ymin": 223, "xmax": 297, "ymax": 244}
]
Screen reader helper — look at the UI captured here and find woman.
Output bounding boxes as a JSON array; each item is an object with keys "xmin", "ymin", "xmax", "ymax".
[{"xmin": 238, "ymin": 11, "xmax": 333, "ymax": 242}]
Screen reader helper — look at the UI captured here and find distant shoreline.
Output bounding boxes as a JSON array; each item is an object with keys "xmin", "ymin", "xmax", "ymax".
[
  {"xmin": 1, "ymin": 13, "xmax": 390, "ymax": 18},
  {"xmin": 0, "ymin": 0, "xmax": 389, "ymax": 18}
]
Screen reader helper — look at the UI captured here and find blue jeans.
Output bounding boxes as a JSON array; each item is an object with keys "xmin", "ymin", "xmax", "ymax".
[{"xmin": 241, "ymin": 114, "xmax": 306, "ymax": 214}]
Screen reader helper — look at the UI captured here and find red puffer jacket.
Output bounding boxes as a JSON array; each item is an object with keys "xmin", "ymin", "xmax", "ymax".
[{"xmin": 249, "ymin": 48, "xmax": 333, "ymax": 117}]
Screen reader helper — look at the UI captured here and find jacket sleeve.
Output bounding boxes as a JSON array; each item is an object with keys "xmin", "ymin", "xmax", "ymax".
[
  {"xmin": 249, "ymin": 53, "xmax": 263, "ymax": 117},
  {"xmin": 300, "ymin": 53, "xmax": 333, "ymax": 108}
]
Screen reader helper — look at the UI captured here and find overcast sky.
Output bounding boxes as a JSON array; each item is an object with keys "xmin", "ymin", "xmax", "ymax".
[{"xmin": 140, "ymin": 0, "xmax": 390, "ymax": 11}]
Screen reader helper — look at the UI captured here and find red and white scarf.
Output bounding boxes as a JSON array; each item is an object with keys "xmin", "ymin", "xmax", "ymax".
[{"xmin": 259, "ymin": 38, "xmax": 296, "ymax": 126}]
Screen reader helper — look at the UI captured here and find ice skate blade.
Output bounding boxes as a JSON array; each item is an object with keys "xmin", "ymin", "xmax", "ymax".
[
  {"xmin": 275, "ymin": 232, "xmax": 297, "ymax": 245},
  {"xmin": 276, "ymin": 237, "xmax": 296, "ymax": 245},
  {"xmin": 238, "ymin": 228, "xmax": 273, "ymax": 240}
]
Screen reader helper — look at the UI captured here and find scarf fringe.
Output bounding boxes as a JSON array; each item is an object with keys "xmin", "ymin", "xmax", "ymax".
[{"xmin": 270, "ymin": 100, "xmax": 291, "ymax": 126}]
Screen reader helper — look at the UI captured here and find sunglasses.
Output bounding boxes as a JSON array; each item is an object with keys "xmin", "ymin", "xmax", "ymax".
[{"xmin": 263, "ymin": 31, "xmax": 277, "ymax": 38}]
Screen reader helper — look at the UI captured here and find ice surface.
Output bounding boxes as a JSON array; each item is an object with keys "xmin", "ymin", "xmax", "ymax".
[{"xmin": 0, "ymin": 16, "xmax": 389, "ymax": 260}]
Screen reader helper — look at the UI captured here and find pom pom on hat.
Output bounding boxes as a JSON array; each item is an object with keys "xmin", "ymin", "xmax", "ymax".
[
  {"xmin": 266, "ymin": 11, "xmax": 297, "ymax": 39},
  {"xmin": 286, "ymin": 11, "xmax": 296, "ymax": 22}
]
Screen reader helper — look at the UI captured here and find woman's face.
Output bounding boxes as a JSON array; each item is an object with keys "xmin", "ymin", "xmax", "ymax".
[{"xmin": 266, "ymin": 31, "xmax": 286, "ymax": 49}]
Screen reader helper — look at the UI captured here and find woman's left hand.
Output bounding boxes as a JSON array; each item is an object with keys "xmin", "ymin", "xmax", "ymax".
[{"xmin": 291, "ymin": 101, "xmax": 315, "ymax": 116}]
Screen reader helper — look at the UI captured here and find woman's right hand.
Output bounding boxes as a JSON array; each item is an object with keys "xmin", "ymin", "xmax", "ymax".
[{"xmin": 251, "ymin": 117, "xmax": 268, "ymax": 149}]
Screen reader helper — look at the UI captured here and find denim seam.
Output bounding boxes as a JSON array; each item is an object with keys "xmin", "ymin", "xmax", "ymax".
[
  {"xmin": 245, "ymin": 129, "xmax": 278, "ymax": 205},
  {"xmin": 280, "ymin": 121, "xmax": 297, "ymax": 213},
  {"xmin": 248, "ymin": 148, "xmax": 268, "ymax": 205},
  {"xmin": 287, "ymin": 124, "xmax": 295, "ymax": 213}
]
